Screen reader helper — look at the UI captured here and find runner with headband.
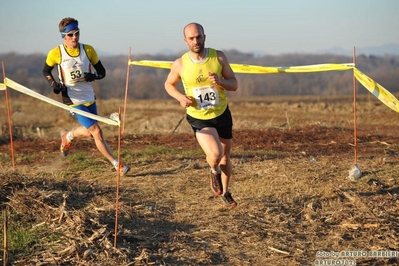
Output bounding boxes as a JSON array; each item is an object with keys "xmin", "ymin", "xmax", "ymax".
[{"xmin": 42, "ymin": 17, "xmax": 130, "ymax": 176}]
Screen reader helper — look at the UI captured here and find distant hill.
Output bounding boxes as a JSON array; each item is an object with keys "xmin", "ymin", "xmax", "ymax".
[
  {"xmin": 316, "ymin": 43, "xmax": 399, "ymax": 56},
  {"xmin": 1, "ymin": 51, "xmax": 398, "ymax": 100},
  {"xmin": 97, "ymin": 44, "xmax": 399, "ymax": 58}
]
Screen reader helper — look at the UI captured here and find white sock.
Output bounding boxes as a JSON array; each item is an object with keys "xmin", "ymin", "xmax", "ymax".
[
  {"xmin": 66, "ymin": 131, "xmax": 74, "ymax": 142},
  {"xmin": 112, "ymin": 159, "xmax": 119, "ymax": 168},
  {"xmin": 211, "ymin": 167, "xmax": 221, "ymax": 174}
]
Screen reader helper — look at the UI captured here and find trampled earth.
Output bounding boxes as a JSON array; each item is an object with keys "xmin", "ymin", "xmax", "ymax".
[{"xmin": 1, "ymin": 96, "xmax": 399, "ymax": 265}]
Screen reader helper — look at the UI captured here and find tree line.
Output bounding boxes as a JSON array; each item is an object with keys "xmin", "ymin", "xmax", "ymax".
[{"xmin": 0, "ymin": 51, "xmax": 398, "ymax": 100}]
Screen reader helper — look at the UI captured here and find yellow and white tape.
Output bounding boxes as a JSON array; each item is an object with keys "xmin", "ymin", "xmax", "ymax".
[
  {"xmin": 129, "ymin": 60, "xmax": 355, "ymax": 74},
  {"xmin": 353, "ymin": 68, "xmax": 399, "ymax": 113},
  {"xmin": 129, "ymin": 59, "xmax": 398, "ymax": 113},
  {"xmin": 4, "ymin": 78, "xmax": 120, "ymax": 126}
]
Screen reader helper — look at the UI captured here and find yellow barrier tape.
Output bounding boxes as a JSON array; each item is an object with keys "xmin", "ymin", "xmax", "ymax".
[
  {"xmin": 0, "ymin": 83, "xmax": 6, "ymax": 90},
  {"xmin": 129, "ymin": 60, "xmax": 172, "ymax": 69},
  {"xmin": 353, "ymin": 68, "xmax": 399, "ymax": 113},
  {"xmin": 130, "ymin": 60, "xmax": 398, "ymax": 113},
  {"xmin": 229, "ymin": 63, "xmax": 278, "ymax": 74},
  {"xmin": 129, "ymin": 60, "xmax": 354, "ymax": 74},
  {"xmin": 230, "ymin": 63, "xmax": 355, "ymax": 74},
  {"xmin": 5, "ymin": 78, "xmax": 120, "ymax": 126}
]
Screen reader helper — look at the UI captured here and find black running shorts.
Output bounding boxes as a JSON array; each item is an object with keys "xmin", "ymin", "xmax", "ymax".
[{"xmin": 186, "ymin": 105, "xmax": 233, "ymax": 139}]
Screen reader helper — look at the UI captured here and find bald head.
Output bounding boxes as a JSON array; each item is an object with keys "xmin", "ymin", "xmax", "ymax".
[{"xmin": 183, "ymin": 23, "xmax": 204, "ymax": 38}]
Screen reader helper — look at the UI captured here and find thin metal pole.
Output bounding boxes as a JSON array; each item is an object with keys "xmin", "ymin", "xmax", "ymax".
[
  {"xmin": 122, "ymin": 47, "xmax": 131, "ymax": 135},
  {"xmin": 114, "ymin": 108, "xmax": 122, "ymax": 248},
  {"xmin": 2, "ymin": 62, "xmax": 15, "ymax": 170},
  {"xmin": 353, "ymin": 47, "xmax": 357, "ymax": 164}
]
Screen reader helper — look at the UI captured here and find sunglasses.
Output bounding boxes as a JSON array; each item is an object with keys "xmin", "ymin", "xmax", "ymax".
[{"xmin": 66, "ymin": 30, "xmax": 80, "ymax": 37}]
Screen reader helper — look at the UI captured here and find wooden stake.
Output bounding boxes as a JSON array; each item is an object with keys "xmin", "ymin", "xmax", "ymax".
[
  {"xmin": 268, "ymin": 246, "xmax": 290, "ymax": 255},
  {"xmin": 3, "ymin": 207, "xmax": 8, "ymax": 266},
  {"xmin": 2, "ymin": 62, "xmax": 15, "ymax": 170}
]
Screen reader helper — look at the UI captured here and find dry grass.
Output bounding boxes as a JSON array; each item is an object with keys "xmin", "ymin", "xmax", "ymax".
[{"xmin": 0, "ymin": 95, "xmax": 399, "ymax": 265}]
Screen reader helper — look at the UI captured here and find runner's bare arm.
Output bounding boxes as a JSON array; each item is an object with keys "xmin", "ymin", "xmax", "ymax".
[
  {"xmin": 208, "ymin": 50, "xmax": 237, "ymax": 92},
  {"xmin": 164, "ymin": 58, "xmax": 193, "ymax": 108}
]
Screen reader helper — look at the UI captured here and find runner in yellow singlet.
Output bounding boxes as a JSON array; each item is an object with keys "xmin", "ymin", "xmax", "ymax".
[
  {"xmin": 165, "ymin": 23, "xmax": 238, "ymax": 207},
  {"xmin": 42, "ymin": 17, "xmax": 130, "ymax": 176}
]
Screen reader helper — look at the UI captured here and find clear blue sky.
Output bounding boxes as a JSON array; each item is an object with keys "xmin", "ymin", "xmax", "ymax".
[{"xmin": 1, "ymin": 0, "xmax": 398, "ymax": 56}]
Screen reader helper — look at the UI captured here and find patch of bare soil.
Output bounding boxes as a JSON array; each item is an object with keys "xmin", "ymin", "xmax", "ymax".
[{"xmin": 1, "ymin": 97, "xmax": 399, "ymax": 265}]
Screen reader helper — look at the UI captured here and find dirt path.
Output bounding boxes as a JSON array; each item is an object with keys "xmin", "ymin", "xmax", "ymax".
[{"xmin": 1, "ymin": 97, "xmax": 399, "ymax": 265}]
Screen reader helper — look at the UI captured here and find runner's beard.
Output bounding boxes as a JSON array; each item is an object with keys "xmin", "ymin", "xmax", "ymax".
[{"xmin": 191, "ymin": 43, "xmax": 204, "ymax": 54}]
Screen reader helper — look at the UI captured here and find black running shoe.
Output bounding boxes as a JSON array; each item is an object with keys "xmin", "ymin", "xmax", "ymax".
[
  {"xmin": 222, "ymin": 191, "xmax": 237, "ymax": 207},
  {"xmin": 210, "ymin": 171, "xmax": 223, "ymax": 195}
]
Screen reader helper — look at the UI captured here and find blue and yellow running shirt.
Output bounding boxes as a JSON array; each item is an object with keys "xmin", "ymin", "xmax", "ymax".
[
  {"xmin": 45, "ymin": 43, "xmax": 99, "ymax": 105},
  {"xmin": 181, "ymin": 48, "xmax": 227, "ymax": 120}
]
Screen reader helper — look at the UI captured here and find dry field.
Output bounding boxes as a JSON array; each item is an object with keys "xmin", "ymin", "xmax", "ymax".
[{"xmin": 1, "ymin": 95, "xmax": 399, "ymax": 265}]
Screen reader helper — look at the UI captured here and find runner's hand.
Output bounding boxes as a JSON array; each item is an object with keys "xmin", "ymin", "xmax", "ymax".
[
  {"xmin": 84, "ymin": 72, "xmax": 97, "ymax": 82},
  {"xmin": 52, "ymin": 82, "xmax": 67, "ymax": 94}
]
